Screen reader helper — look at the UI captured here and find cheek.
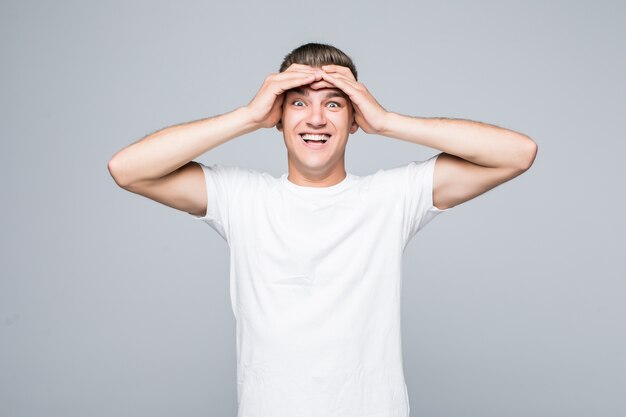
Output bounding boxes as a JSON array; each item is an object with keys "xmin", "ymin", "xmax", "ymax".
[
  {"xmin": 280, "ymin": 109, "xmax": 291, "ymax": 125},
  {"xmin": 282, "ymin": 110, "xmax": 304, "ymax": 127},
  {"xmin": 330, "ymin": 111, "xmax": 351, "ymax": 126}
]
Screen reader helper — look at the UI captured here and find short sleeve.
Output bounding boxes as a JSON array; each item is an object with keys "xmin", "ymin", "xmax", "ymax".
[
  {"xmin": 189, "ymin": 162, "xmax": 248, "ymax": 242},
  {"xmin": 403, "ymin": 153, "xmax": 449, "ymax": 244}
]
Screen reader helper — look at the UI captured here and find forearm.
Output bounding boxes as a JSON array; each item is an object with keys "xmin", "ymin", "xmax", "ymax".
[
  {"xmin": 108, "ymin": 106, "xmax": 258, "ymax": 187},
  {"xmin": 381, "ymin": 112, "xmax": 537, "ymax": 170}
]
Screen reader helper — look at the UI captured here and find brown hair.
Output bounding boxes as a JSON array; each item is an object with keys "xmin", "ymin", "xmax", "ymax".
[{"xmin": 278, "ymin": 42, "xmax": 358, "ymax": 81}]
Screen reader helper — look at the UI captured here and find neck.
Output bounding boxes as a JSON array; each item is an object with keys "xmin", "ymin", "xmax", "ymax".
[{"xmin": 286, "ymin": 160, "xmax": 347, "ymax": 188}]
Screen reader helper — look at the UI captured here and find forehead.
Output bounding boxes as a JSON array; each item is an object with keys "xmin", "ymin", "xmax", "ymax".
[{"xmin": 286, "ymin": 86, "xmax": 348, "ymax": 100}]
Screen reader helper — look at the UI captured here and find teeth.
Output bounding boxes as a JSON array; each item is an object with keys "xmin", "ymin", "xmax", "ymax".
[{"xmin": 301, "ymin": 134, "xmax": 330, "ymax": 141}]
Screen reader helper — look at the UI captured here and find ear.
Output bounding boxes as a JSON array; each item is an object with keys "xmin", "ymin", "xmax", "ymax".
[
  {"xmin": 349, "ymin": 115, "xmax": 359, "ymax": 134},
  {"xmin": 348, "ymin": 103, "xmax": 359, "ymax": 134}
]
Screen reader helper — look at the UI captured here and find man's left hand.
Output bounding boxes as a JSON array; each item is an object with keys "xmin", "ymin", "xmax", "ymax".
[{"xmin": 318, "ymin": 65, "xmax": 389, "ymax": 135}]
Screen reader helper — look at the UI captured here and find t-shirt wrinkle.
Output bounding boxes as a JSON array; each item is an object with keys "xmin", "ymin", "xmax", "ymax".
[{"xmin": 190, "ymin": 153, "xmax": 449, "ymax": 417}]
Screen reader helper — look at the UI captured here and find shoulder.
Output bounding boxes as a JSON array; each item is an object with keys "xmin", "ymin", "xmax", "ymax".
[
  {"xmin": 195, "ymin": 162, "xmax": 280, "ymax": 194},
  {"xmin": 363, "ymin": 155, "xmax": 438, "ymax": 184},
  {"xmin": 195, "ymin": 162, "xmax": 267, "ymax": 181}
]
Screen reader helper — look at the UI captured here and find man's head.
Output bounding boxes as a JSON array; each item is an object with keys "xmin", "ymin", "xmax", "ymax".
[{"xmin": 277, "ymin": 43, "xmax": 359, "ymax": 185}]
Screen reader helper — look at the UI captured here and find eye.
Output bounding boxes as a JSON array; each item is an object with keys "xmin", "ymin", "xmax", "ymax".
[
  {"xmin": 327, "ymin": 102, "xmax": 340, "ymax": 108},
  {"xmin": 292, "ymin": 100, "xmax": 305, "ymax": 107}
]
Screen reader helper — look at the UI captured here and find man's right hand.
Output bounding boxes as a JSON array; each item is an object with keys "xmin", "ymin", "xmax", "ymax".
[{"xmin": 244, "ymin": 64, "xmax": 325, "ymax": 129}]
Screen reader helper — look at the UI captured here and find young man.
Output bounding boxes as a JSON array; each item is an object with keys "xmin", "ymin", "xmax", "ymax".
[{"xmin": 108, "ymin": 43, "xmax": 537, "ymax": 417}]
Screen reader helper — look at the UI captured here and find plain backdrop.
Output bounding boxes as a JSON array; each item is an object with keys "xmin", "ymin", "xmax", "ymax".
[{"xmin": 1, "ymin": 0, "xmax": 624, "ymax": 416}]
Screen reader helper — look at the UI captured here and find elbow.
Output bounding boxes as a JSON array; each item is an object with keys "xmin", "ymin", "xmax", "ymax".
[
  {"xmin": 516, "ymin": 135, "xmax": 538, "ymax": 172},
  {"xmin": 107, "ymin": 157, "xmax": 131, "ymax": 188}
]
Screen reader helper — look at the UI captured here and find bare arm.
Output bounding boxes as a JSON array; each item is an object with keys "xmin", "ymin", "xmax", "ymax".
[
  {"xmin": 107, "ymin": 107, "xmax": 257, "ymax": 188},
  {"xmin": 108, "ymin": 65, "xmax": 330, "ymax": 187},
  {"xmin": 380, "ymin": 114, "xmax": 537, "ymax": 210},
  {"xmin": 318, "ymin": 65, "xmax": 538, "ymax": 210},
  {"xmin": 107, "ymin": 66, "xmax": 329, "ymax": 217},
  {"xmin": 381, "ymin": 114, "xmax": 536, "ymax": 171}
]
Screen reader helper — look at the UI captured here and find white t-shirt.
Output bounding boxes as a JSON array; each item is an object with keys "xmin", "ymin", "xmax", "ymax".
[{"xmin": 190, "ymin": 153, "xmax": 449, "ymax": 417}]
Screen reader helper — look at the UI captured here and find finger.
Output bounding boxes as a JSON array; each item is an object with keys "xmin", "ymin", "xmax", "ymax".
[
  {"xmin": 319, "ymin": 67, "xmax": 355, "ymax": 82},
  {"xmin": 275, "ymin": 70, "xmax": 320, "ymax": 81},
  {"xmin": 272, "ymin": 72, "xmax": 321, "ymax": 94},
  {"xmin": 284, "ymin": 63, "xmax": 318, "ymax": 73},
  {"xmin": 321, "ymin": 64, "xmax": 356, "ymax": 81},
  {"xmin": 309, "ymin": 80, "xmax": 335, "ymax": 90},
  {"xmin": 323, "ymin": 71, "xmax": 357, "ymax": 85},
  {"xmin": 282, "ymin": 68, "xmax": 321, "ymax": 78},
  {"xmin": 270, "ymin": 73, "xmax": 316, "ymax": 92},
  {"xmin": 276, "ymin": 69, "xmax": 324, "ymax": 86},
  {"xmin": 320, "ymin": 71, "xmax": 360, "ymax": 96}
]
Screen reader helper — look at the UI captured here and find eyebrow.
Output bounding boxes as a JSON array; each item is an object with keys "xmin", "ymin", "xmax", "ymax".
[{"xmin": 289, "ymin": 87, "xmax": 348, "ymax": 100}]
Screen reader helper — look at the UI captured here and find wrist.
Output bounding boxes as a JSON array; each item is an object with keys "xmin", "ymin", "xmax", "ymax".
[
  {"xmin": 378, "ymin": 111, "xmax": 396, "ymax": 137},
  {"xmin": 237, "ymin": 106, "xmax": 263, "ymax": 132}
]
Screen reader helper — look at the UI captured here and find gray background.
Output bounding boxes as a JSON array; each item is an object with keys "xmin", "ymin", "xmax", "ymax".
[{"xmin": 1, "ymin": 0, "xmax": 624, "ymax": 416}]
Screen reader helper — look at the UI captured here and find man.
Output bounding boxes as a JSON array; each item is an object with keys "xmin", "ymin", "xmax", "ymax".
[{"xmin": 108, "ymin": 43, "xmax": 537, "ymax": 417}]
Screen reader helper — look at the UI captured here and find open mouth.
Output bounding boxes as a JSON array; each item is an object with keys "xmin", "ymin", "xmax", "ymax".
[{"xmin": 300, "ymin": 133, "xmax": 330, "ymax": 149}]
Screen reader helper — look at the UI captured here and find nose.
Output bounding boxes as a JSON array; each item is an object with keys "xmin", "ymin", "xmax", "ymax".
[{"xmin": 305, "ymin": 103, "xmax": 327, "ymax": 128}]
